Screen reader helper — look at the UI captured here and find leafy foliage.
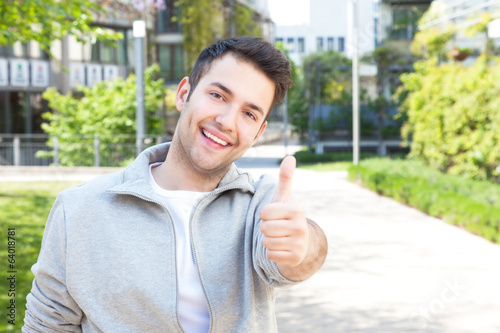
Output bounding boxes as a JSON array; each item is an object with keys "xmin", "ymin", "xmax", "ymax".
[
  {"xmin": 0, "ymin": 0, "xmax": 121, "ymax": 56},
  {"xmin": 396, "ymin": 56, "xmax": 500, "ymax": 181},
  {"xmin": 234, "ymin": 3, "xmax": 262, "ymax": 37},
  {"xmin": 176, "ymin": 0, "xmax": 223, "ymax": 71},
  {"xmin": 39, "ymin": 65, "xmax": 165, "ymax": 166},
  {"xmin": 287, "ymin": 51, "xmax": 352, "ymax": 141},
  {"xmin": 349, "ymin": 158, "xmax": 500, "ymax": 243}
]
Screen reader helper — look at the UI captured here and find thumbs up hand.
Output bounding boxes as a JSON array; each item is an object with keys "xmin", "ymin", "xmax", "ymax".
[{"xmin": 259, "ymin": 156, "xmax": 310, "ymax": 268}]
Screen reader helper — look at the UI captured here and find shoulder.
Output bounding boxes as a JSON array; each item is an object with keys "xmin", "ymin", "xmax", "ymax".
[{"xmin": 57, "ymin": 170, "xmax": 124, "ymax": 205}]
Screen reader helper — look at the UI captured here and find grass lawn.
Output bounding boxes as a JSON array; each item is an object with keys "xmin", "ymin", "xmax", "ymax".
[{"xmin": 0, "ymin": 182, "xmax": 79, "ymax": 332}]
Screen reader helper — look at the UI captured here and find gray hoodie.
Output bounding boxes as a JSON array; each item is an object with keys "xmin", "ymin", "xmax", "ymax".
[{"xmin": 23, "ymin": 143, "xmax": 299, "ymax": 333}]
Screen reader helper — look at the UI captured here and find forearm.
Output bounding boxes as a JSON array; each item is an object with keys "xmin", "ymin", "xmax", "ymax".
[{"xmin": 277, "ymin": 218, "xmax": 328, "ymax": 281}]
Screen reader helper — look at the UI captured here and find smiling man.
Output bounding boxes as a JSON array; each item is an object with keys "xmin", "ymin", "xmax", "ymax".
[{"xmin": 23, "ymin": 37, "xmax": 328, "ymax": 333}]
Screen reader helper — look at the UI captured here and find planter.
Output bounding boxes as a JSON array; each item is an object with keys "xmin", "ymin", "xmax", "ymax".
[{"xmin": 452, "ymin": 48, "xmax": 470, "ymax": 61}]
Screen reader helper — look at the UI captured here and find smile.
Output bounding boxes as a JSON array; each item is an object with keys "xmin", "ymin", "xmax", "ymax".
[{"xmin": 202, "ymin": 129, "xmax": 229, "ymax": 146}]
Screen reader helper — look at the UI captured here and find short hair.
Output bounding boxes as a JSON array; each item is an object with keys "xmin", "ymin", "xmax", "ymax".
[{"xmin": 187, "ymin": 36, "xmax": 294, "ymax": 112}]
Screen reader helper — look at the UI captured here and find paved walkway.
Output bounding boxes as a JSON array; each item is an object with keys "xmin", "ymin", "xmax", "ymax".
[
  {"xmin": 3, "ymin": 143, "xmax": 500, "ymax": 332},
  {"xmin": 238, "ymin": 151, "xmax": 500, "ymax": 333}
]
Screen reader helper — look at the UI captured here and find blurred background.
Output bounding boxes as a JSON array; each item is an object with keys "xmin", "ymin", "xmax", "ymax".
[{"xmin": 1, "ymin": 0, "xmax": 500, "ymax": 174}]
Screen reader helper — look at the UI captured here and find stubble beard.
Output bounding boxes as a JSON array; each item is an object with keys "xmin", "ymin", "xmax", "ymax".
[{"xmin": 171, "ymin": 123, "xmax": 232, "ymax": 185}]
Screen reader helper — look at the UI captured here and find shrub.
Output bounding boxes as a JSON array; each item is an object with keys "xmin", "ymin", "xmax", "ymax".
[{"xmin": 349, "ymin": 158, "xmax": 500, "ymax": 243}]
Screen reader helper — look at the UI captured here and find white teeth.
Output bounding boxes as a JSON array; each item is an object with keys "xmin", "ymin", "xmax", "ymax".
[{"xmin": 203, "ymin": 129, "xmax": 228, "ymax": 146}]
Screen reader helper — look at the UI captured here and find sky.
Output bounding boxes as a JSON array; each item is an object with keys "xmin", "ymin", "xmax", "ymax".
[{"xmin": 267, "ymin": 0, "xmax": 310, "ymax": 26}]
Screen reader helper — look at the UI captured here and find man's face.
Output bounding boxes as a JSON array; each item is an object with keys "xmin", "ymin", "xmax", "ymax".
[{"xmin": 172, "ymin": 53, "xmax": 275, "ymax": 176}]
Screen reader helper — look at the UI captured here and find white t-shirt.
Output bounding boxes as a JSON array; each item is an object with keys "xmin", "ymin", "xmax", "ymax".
[{"xmin": 149, "ymin": 163, "xmax": 210, "ymax": 333}]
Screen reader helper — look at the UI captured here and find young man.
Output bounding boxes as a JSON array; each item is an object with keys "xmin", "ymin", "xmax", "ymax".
[{"xmin": 23, "ymin": 37, "xmax": 328, "ymax": 332}]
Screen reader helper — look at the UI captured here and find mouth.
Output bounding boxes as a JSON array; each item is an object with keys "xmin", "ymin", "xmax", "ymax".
[{"xmin": 202, "ymin": 128, "xmax": 229, "ymax": 147}]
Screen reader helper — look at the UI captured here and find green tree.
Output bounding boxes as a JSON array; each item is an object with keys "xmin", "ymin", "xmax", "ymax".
[
  {"xmin": 296, "ymin": 51, "xmax": 353, "ymax": 147},
  {"xmin": 0, "ymin": 0, "xmax": 121, "ymax": 56},
  {"xmin": 176, "ymin": 0, "xmax": 223, "ymax": 71},
  {"xmin": 38, "ymin": 65, "xmax": 165, "ymax": 167},
  {"xmin": 363, "ymin": 46, "xmax": 415, "ymax": 153},
  {"xmin": 397, "ymin": 56, "xmax": 500, "ymax": 181},
  {"xmin": 234, "ymin": 3, "xmax": 262, "ymax": 37}
]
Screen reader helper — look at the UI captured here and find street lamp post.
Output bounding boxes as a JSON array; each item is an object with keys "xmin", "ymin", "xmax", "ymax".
[
  {"xmin": 133, "ymin": 20, "xmax": 146, "ymax": 156},
  {"xmin": 352, "ymin": 0, "xmax": 360, "ymax": 165}
]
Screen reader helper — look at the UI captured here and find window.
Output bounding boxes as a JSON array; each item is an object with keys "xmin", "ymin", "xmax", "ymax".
[
  {"xmin": 316, "ymin": 37, "xmax": 323, "ymax": 51},
  {"xmin": 0, "ymin": 46, "xmax": 12, "ymax": 57},
  {"xmin": 90, "ymin": 29, "xmax": 127, "ymax": 64},
  {"xmin": 390, "ymin": 6, "xmax": 427, "ymax": 40},
  {"xmin": 327, "ymin": 37, "xmax": 334, "ymax": 51},
  {"xmin": 338, "ymin": 37, "xmax": 345, "ymax": 52},
  {"xmin": 0, "ymin": 42, "xmax": 49, "ymax": 59},
  {"xmin": 275, "ymin": 37, "xmax": 283, "ymax": 45},
  {"xmin": 156, "ymin": 0, "xmax": 181, "ymax": 34},
  {"xmin": 298, "ymin": 37, "xmax": 305, "ymax": 53},
  {"xmin": 158, "ymin": 44, "xmax": 185, "ymax": 83},
  {"xmin": 286, "ymin": 38, "xmax": 294, "ymax": 52}
]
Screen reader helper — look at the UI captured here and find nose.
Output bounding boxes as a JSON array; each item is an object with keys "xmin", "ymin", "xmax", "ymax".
[{"xmin": 214, "ymin": 106, "xmax": 238, "ymax": 133}]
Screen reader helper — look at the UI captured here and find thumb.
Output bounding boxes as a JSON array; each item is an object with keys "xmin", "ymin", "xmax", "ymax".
[{"xmin": 273, "ymin": 155, "xmax": 296, "ymax": 203}]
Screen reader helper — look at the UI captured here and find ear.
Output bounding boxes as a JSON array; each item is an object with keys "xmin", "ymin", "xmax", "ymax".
[
  {"xmin": 252, "ymin": 120, "xmax": 268, "ymax": 144},
  {"xmin": 175, "ymin": 77, "xmax": 190, "ymax": 112}
]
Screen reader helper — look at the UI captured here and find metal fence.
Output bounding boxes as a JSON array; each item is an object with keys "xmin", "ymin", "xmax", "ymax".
[
  {"xmin": 0, "ymin": 134, "xmax": 170, "ymax": 167},
  {"xmin": 0, "ymin": 124, "xmax": 287, "ymax": 167}
]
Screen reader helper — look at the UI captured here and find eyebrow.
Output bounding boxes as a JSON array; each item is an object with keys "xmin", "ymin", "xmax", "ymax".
[{"xmin": 210, "ymin": 82, "xmax": 265, "ymax": 116}]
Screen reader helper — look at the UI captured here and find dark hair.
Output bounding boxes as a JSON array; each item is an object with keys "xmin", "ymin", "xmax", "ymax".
[{"xmin": 187, "ymin": 36, "xmax": 293, "ymax": 112}]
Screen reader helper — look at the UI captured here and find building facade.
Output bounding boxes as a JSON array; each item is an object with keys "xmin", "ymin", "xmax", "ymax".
[{"xmin": 274, "ymin": 0, "xmax": 376, "ymax": 65}]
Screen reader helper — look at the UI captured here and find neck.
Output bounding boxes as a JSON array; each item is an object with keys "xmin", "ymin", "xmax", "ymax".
[{"xmin": 152, "ymin": 142, "xmax": 228, "ymax": 192}]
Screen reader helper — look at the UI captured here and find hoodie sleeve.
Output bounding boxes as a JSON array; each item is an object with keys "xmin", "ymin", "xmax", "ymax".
[
  {"xmin": 23, "ymin": 195, "xmax": 83, "ymax": 332},
  {"xmin": 251, "ymin": 175, "xmax": 301, "ymax": 288}
]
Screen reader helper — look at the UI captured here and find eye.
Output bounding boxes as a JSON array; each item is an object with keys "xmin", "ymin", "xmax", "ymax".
[
  {"xmin": 244, "ymin": 111, "xmax": 257, "ymax": 121},
  {"xmin": 210, "ymin": 92, "xmax": 224, "ymax": 101}
]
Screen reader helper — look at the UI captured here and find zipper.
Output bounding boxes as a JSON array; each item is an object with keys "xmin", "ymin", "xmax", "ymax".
[
  {"xmin": 107, "ymin": 190, "xmax": 186, "ymax": 333},
  {"xmin": 188, "ymin": 185, "xmax": 250, "ymax": 333}
]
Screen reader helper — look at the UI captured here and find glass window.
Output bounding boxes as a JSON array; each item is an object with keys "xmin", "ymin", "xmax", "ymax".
[
  {"xmin": 9, "ymin": 92, "xmax": 28, "ymax": 134},
  {"xmin": 157, "ymin": 0, "xmax": 181, "ymax": 34},
  {"xmin": 117, "ymin": 30, "xmax": 127, "ymax": 65},
  {"xmin": 390, "ymin": 6, "xmax": 427, "ymax": 40},
  {"xmin": 173, "ymin": 44, "xmax": 184, "ymax": 80},
  {"xmin": 0, "ymin": 91, "xmax": 8, "ymax": 133},
  {"xmin": 298, "ymin": 37, "xmax": 305, "ymax": 53},
  {"xmin": 327, "ymin": 37, "xmax": 334, "ymax": 51},
  {"xmin": 287, "ymin": 38, "xmax": 294, "ymax": 52},
  {"xmin": 158, "ymin": 44, "xmax": 185, "ymax": 83},
  {"xmin": 100, "ymin": 41, "xmax": 117, "ymax": 63},
  {"xmin": 316, "ymin": 37, "xmax": 323, "ymax": 51},
  {"xmin": 338, "ymin": 37, "xmax": 345, "ymax": 52},
  {"xmin": 30, "ymin": 93, "xmax": 48, "ymax": 134},
  {"xmin": 89, "ymin": 28, "xmax": 122, "ymax": 64}
]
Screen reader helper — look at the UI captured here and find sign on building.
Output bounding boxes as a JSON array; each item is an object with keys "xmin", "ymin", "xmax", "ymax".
[
  {"xmin": 70, "ymin": 63, "xmax": 86, "ymax": 88},
  {"xmin": 0, "ymin": 59, "xmax": 7, "ymax": 86},
  {"xmin": 103, "ymin": 65, "xmax": 119, "ymax": 81},
  {"xmin": 31, "ymin": 60, "xmax": 50, "ymax": 87},
  {"xmin": 9, "ymin": 59, "xmax": 29, "ymax": 87},
  {"xmin": 87, "ymin": 64, "xmax": 103, "ymax": 87}
]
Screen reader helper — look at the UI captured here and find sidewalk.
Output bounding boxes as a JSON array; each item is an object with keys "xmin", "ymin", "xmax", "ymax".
[{"xmin": 269, "ymin": 168, "xmax": 500, "ymax": 333}]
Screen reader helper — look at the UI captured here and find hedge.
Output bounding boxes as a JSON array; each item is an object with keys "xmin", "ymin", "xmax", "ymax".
[{"xmin": 348, "ymin": 158, "xmax": 500, "ymax": 243}]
